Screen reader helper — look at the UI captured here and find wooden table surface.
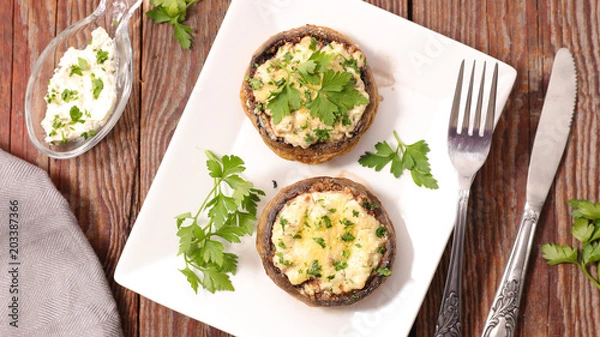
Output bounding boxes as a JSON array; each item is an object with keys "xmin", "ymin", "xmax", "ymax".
[{"xmin": 2, "ymin": 0, "xmax": 599, "ymax": 336}]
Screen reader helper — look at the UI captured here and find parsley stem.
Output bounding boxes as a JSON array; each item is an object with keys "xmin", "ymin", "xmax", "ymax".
[
  {"xmin": 271, "ymin": 60, "xmax": 320, "ymax": 92},
  {"xmin": 578, "ymin": 262, "xmax": 600, "ymax": 289},
  {"xmin": 184, "ymin": 256, "xmax": 208, "ymax": 272},
  {"xmin": 193, "ymin": 177, "xmax": 223, "ymax": 222},
  {"xmin": 392, "ymin": 130, "xmax": 407, "ymax": 155}
]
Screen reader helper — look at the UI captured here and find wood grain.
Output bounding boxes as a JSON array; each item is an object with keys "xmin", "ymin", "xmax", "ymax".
[
  {"xmin": 412, "ymin": 1, "xmax": 600, "ymax": 337},
  {"xmin": 1, "ymin": 1, "xmax": 598, "ymax": 337}
]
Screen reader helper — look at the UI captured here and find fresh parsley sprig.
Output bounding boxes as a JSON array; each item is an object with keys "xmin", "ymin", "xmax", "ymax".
[
  {"xmin": 359, "ymin": 130, "xmax": 439, "ymax": 189},
  {"xmin": 542, "ymin": 199, "xmax": 600, "ymax": 290},
  {"xmin": 264, "ymin": 52, "xmax": 369, "ymax": 126},
  {"xmin": 146, "ymin": 0, "xmax": 201, "ymax": 49},
  {"xmin": 176, "ymin": 150, "xmax": 265, "ymax": 293}
]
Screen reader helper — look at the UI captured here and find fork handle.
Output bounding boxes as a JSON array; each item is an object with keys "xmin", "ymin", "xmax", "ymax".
[
  {"xmin": 433, "ymin": 188, "xmax": 470, "ymax": 337},
  {"xmin": 481, "ymin": 203, "xmax": 540, "ymax": 337}
]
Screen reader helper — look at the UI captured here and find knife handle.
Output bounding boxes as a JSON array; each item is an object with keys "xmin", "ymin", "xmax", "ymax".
[{"xmin": 481, "ymin": 203, "xmax": 540, "ymax": 337}]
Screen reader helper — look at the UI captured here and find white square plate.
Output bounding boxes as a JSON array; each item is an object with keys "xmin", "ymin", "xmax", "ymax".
[{"xmin": 115, "ymin": 0, "xmax": 516, "ymax": 336}]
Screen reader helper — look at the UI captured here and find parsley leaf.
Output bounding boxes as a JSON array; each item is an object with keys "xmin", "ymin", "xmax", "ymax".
[
  {"xmin": 359, "ymin": 130, "xmax": 439, "ymax": 189},
  {"xmin": 542, "ymin": 198, "xmax": 600, "ymax": 290},
  {"xmin": 312, "ymin": 237, "xmax": 326, "ymax": 248},
  {"xmin": 61, "ymin": 89, "xmax": 78, "ymax": 103},
  {"xmin": 91, "ymin": 73, "xmax": 104, "ymax": 99},
  {"xmin": 96, "ymin": 49, "xmax": 109, "ymax": 64},
  {"xmin": 267, "ymin": 82, "xmax": 302, "ymax": 124},
  {"xmin": 69, "ymin": 106, "xmax": 84, "ymax": 124},
  {"xmin": 306, "ymin": 260, "xmax": 322, "ymax": 278},
  {"xmin": 146, "ymin": 0, "xmax": 200, "ymax": 49},
  {"xmin": 176, "ymin": 150, "xmax": 265, "ymax": 294}
]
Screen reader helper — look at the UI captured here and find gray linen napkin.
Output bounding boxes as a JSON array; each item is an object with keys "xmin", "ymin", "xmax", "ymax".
[{"xmin": 0, "ymin": 150, "xmax": 123, "ymax": 337}]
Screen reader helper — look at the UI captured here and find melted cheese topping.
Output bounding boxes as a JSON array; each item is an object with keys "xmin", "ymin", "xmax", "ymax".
[
  {"xmin": 250, "ymin": 36, "xmax": 369, "ymax": 148},
  {"xmin": 271, "ymin": 191, "xmax": 387, "ymax": 295}
]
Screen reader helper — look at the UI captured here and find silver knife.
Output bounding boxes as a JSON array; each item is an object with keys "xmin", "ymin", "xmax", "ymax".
[{"xmin": 481, "ymin": 48, "xmax": 578, "ymax": 337}]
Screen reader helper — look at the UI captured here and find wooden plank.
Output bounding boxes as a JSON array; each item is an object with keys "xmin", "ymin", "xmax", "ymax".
[
  {"xmin": 411, "ymin": 0, "xmax": 600, "ymax": 336},
  {"xmin": 0, "ymin": 0, "xmax": 13, "ymax": 150},
  {"xmin": 535, "ymin": 1, "xmax": 600, "ymax": 336},
  {"xmin": 47, "ymin": 1, "xmax": 143, "ymax": 336},
  {"xmin": 9, "ymin": 0, "xmax": 56, "ymax": 168}
]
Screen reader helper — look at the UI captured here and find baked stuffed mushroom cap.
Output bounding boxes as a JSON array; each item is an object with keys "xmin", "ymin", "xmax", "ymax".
[
  {"xmin": 240, "ymin": 25, "xmax": 379, "ymax": 164},
  {"xmin": 256, "ymin": 176, "xmax": 395, "ymax": 306}
]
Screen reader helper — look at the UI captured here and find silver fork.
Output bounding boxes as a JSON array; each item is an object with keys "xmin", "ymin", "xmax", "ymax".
[{"xmin": 433, "ymin": 60, "xmax": 499, "ymax": 337}]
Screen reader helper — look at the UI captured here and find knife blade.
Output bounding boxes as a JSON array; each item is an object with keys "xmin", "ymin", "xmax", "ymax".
[{"xmin": 481, "ymin": 48, "xmax": 577, "ymax": 337}]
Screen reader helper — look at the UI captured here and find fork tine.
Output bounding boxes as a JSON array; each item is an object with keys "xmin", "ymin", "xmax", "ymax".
[
  {"xmin": 461, "ymin": 61, "xmax": 476, "ymax": 134},
  {"xmin": 449, "ymin": 60, "xmax": 465, "ymax": 131},
  {"xmin": 485, "ymin": 63, "xmax": 499, "ymax": 134},
  {"xmin": 474, "ymin": 62, "xmax": 487, "ymax": 136}
]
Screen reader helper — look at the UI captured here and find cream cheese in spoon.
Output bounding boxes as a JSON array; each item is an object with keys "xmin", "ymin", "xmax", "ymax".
[{"xmin": 41, "ymin": 27, "xmax": 117, "ymax": 144}]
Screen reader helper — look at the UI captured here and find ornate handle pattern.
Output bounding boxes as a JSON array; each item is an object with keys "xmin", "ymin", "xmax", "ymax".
[
  {"xmin": 481, "ymin": 205, "xmax": 540, "ymax": 337},
  {"xmin": 433, "ymin": 189, "xmax": 470, "ymax": 337}
]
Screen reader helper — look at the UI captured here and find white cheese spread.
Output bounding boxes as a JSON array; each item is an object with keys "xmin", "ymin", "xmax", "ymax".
[
  {"xmin": 271, "ymin": 191, "xmax": 387, "ymax": 295},
  {"xmin": 41, "ymin": 27, "xmax": 117, "ymax": 144},
  {"xmin": 250, "ymin": 36, "xmax": 369, "ymax": 148}
]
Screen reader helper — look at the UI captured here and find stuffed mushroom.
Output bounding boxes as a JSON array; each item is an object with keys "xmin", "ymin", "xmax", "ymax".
[
  {"xmin": 240, "ymin": 25, "xmax": 379, "ymax": 164},
  {"xmin": 256, "ymin": 176, "xmax": 395, "ymax": 306}
]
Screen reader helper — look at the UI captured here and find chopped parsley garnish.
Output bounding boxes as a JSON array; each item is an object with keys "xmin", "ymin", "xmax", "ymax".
[
  {"xmin": 352, "ymin": 210, "xmax": 360, "ymax": 217},
  {"xmin": 276, "ymin": 252, "xmax": 293, "ymax": 267},
  {"xmin": 362, "ymin": 200, "xmax": 379, "ymax": 213},
  {"xmin": 341, "ymin": 232, "xmax": 355, "ymax": 242},
  {"xmin": 333, "ymin": 261, "xmax": 348, "ymax": 271},
  {"xmin": 61, "ymin": 89, "xmax": 78, "ymax": 103},
  {"xmin": 306, "ymin": 260, "xmax": 322, "ymax": 278},
  {"xmin": 45, "ymin": 88, "xmax": 58, "ymax": 103},
  {"xmin": 314, "ymin": 128, "xmax": 331, "ymax": 141},
  {"xmin": 279, "ymin": 217, "xmax": 288, "ymax": 231},
  {"xmin": 245, "ymin": 76, "xmax": 263, "ymax": 90},
  {"xmin": 376, "ymin": 267, "xmax": 391, "ymax": 277},
  {"xmin": 69, "ymin": 57, "xmax": 90, "ymax": 77},
  {"xmin": 91, "ymin": 73, "xmax": 104, "ymax": 99},
  {"xmin": 81, "ymin": 129, "xmax": 96, "ymax": 140},
  {"xmin": 340, "ymin": 218, "xmax": 354, "ymax": 227},
  {"xmin": 70, "ymin": 65, "xmax": 83, "ymax": 77},
  {"xmin": 52, "ymin": 114, "xmax": 65, "ymax": 129},
  {"xmin": 69, "ymin": 106, "xmax": 84, "ymax": 124},
  {"xmin": 96, "ymin": 49, "xmax": 109, "ymax": 64},
  {"xmin": 322, "ymin": 215, "xmax": 332, "ymax": 228},
  {"xmin": 278, "ymin": 239, "xmax": 287, "ymax": 249},
  {"xmin": 312, "ymin": 237, "xmax": 326, "ymax": 248},
  {"xmin": 375, "ymin": 226, "xmax": 387, "ymax": 238}
]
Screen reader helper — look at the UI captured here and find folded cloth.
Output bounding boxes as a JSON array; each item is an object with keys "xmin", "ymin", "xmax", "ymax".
[{"xmin": 0, "ymin": 150, "xmax": 123, "ymax": 337}]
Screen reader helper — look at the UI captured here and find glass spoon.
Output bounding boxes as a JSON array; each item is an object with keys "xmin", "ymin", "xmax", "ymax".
[{"xmin": 25, "ymin": 0, "xmax": 142, "ymax": 159}]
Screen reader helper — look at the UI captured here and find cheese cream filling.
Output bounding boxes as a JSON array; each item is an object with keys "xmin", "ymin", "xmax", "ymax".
[
  {"xmin": 251, "ymin": 36, "xmax": 369, "ymax": 149},
  {"xmin": 41, "ymin": 27, "xmax": 117, "ymax": 144},
  {"xmin": 271, "ymin": 191, "xmax": 387, "ymax": 295}
]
